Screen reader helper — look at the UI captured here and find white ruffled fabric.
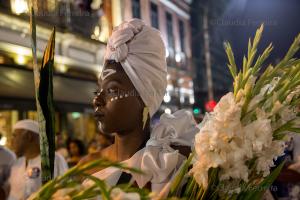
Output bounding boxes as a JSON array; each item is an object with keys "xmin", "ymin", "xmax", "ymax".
[
  {"xmin": 104, "ymin": 19, "xmax": 167, "ymax": 117},
  {"xmin": 87, "ymin": 110, "xmax": 199, "ymax": 192}
]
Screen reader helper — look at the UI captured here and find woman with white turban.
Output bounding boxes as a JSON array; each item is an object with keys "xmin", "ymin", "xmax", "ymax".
[{"xmin": 84, "ymin": 19, "xmax": 199, "ymax": 193}]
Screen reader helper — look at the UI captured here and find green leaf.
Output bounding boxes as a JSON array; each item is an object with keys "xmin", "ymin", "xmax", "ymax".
[
  {"xmin": 82, "ymin": 173, "xmax": 110, "ymax": 200},
  {"xmin": 239, "ymin": 161, "xmax": 285, "ymax": 200},
  {"xmin": 30, "ymin": 4, "xmax": 56, "ymax": 185},
  {"xmin": 168, "ymin": 152, "xmax": 195, "ymax": 197},
  {"xmin": 224, "ymin": 42, "xmax": 237, "ymax": 78}
]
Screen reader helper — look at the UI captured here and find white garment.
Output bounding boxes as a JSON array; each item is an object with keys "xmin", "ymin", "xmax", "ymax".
[
  {"xmin": 8, "ymin": 153, "xmax": 68, "ymax": 200},
  {"xmin": 293, "ymin": 134, "xmax": 300, "ymax": 162},
  {"xmin": 104, "ymin": 19, "xmax": 167, "ymax": 117},
  {"xmin": 0, "ymin": 146, "xmax": 16, "ymax": 184},
  {"xmin": 13, "ymin": 120, "xmax": 39, "ymax": 135},
  {"xmin": 85, "ymin": 110, "xmax": 199, "ymax": 194}
]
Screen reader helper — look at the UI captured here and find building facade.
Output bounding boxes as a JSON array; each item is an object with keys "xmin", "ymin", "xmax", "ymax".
[
  {"xmin": 0, "ymin": 0, "xmax": 107, "ymax": 145},
  {"xmin": 110, "ymin": 0, "xmax": 195, "ymax": 117},
  {"xmin": 190, "ymin": 0, "xmax": 232, "ymax": 114},
  {"xmin": 0, "ymin": 0, "xmax": 194, "ymax": 146}
]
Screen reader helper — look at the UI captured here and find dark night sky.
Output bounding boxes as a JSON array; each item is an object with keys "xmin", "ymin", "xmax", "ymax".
[{"xmin": 215, "ymin": 0, "xmax": 300, "ymax": 65}]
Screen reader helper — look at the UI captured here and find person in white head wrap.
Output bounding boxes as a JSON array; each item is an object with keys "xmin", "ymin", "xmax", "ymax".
[
  {"xmin": 88, "ymin": 18, "xmax": 199, "ymax": 194},
  {"xmin": 8, "ymin": 119, "xmax": 68, "ymax": 200},
  {"xmin": 104, "ymin": 18, "xmax": 167, "ymax": 117}
]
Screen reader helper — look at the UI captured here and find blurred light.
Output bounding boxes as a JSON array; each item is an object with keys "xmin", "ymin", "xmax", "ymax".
[
  {"xmin": 166, "ymin": 84, "xmax": 174, "ymax": 92},
  {"xmin": 180, "ymin": 95, "xmax": 185, "ymax": 103},
  {"xmin": 72, "ymin": 112, "xmax": 81, "ymax": 119},
  {"xmin": 11, "ymin": 0, "xmax": 28, "ymax": 15},
  {"xmin": 205, "ymin": 100, "xmax": 217, "ymax": 112},
  {"xmin": 180, "ymin": 88, "xmax": 193, "ymax": 95},
  {"xmin": 175, "ymin": 53, "xmax": 181, "ymax": 62},
  {"xmin": 165, "ymin": 49, "xmax": 169, "ymax": 58},
  {"xmin": 15, "ymin": 55, "xmax": 26, "ymax": 65},
  {"xmin": 0, "ymin": 136, "xmax": 7, "ymax": 146},
  {"xmin": 0, "ymin": 56, "xmax": 5, "ymax": 64},
  {"xmin": 56, "ymin": 64, "xmax": 68, "ymax": 73},
  {"xmin": 167, "ymin": 74, "xmax": 171, "ymax": 80},
  {"xmin": 165, "ymin": 108, "xmax": 171, "ymax": 114},
  {"xmin": 15, "ymin": 46, "xmax": 31, "ymax": 56},
  {"xmin": 163, "ymin": 93, "xmax": 171, "ymax": 103},
  {"xmin": 178, "ymin": 78, "xmax": 184, "ymax": 84},
  {"xmin": 193, "ymin": 108, "xmax": 200, "ymax": 115},
  {"xmin": 189, "ymin": 96, "xmax": 195, "ymax": 104}
]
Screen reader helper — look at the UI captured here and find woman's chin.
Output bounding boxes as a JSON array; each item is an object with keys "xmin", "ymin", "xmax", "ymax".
[{"xmin": 98, "ymin": 122, "xmax": 115, "ymax": 135}]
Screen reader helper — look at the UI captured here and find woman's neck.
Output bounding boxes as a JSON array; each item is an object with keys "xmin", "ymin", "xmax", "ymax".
[{"xmin": 114, "ymin": 127, "xmax": 147, "ymax": 162}]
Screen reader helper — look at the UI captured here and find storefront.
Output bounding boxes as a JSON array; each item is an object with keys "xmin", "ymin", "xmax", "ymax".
[{"xmin": 0, "ymin": 64, "xmax": 98, "ymax": 147}]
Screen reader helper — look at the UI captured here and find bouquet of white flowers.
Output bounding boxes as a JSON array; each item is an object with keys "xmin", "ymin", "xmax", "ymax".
[{"xmin": 168, "ymin": 24, "xmax": 300, "ymax": 199}]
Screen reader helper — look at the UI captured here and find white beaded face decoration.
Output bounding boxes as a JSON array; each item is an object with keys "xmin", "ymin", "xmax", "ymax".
[
  {"xmin": 100, "ymin": 68, "xmax": 117, "ymax": 81},
  {"xmin": 109, "ymin": 92, "xmax": 130, "ymax": 102}
]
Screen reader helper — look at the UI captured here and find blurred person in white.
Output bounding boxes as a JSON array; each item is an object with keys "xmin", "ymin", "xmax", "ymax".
[
  {"xmin": 0, "ymin": 133, "xmax": 16, "ymax": 200},
  {"xmin": 8, "ymin": 120, "xmax": 68, "ymax": 200}
]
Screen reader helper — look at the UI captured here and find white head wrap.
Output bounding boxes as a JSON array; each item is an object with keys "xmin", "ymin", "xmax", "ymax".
[
  {"xmin": 13, "ymin": 119, "xmax": 39, "ymax": 135},
  {"xmin": 104, "ymin": 19, "xmax": 167, "ymax": 117}
]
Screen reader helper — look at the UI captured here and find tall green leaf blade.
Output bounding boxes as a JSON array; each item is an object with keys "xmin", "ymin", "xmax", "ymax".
[
  {"xmin": 30, "ymin": 5, "xmax": 56, "ymax": 185},
  {"xmin": 38, "ymin": 28, "xmax": 56, "ymax": 184}
]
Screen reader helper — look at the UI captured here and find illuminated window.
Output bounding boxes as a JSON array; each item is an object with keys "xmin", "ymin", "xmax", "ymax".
[
  {"xmin": 47, "ymin": 0, "xmax": 56, "ymax": 12},
  {"xmin": 10, "ymin": 0, "xmax": 29, "ymax": 15}
]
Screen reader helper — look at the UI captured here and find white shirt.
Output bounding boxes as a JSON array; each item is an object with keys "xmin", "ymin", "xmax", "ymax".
[
  {"xmin": 0, "ymin": 146, "xmax": 16, "ymax": 184},
  {"xmin": 8, "ymin": 153, "xmax": 68, "ymax": 200}
]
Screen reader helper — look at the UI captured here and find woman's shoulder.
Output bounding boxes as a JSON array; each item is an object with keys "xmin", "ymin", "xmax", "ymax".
[{"xmin": 78, "ymin": 145, "xmax": 115, "ymax": 174}]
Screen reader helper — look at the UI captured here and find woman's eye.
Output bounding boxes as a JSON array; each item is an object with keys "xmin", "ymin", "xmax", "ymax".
[
  {"xmin": 93, "ymin": 89, "xmax": 102, "ymax": 96},
  {"xmin": 93, "ymin": 91, "xmax": 100, "ymax": 96}
]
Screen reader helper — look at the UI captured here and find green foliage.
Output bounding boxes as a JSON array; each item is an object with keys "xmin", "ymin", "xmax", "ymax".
[{"xmin": 30, "ymin": 6, "xmax": 56, "ymax": 184}]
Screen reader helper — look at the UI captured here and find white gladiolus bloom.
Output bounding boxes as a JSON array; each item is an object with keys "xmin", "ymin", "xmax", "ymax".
[
  {"xmin": 280, "ymin": 106, "xmax": 297, "ymax": 122},
  {"xmin": 214, "ymin": 93, "xmax": 241, "ymax": 122},
  {"xmin": 191, "ymin": 91, "xmax": 286, "ymax": 191},
  {"xmin": 110, "ymin": 188, "xmax": 141, "ymax": 200},
  {"xmin": 256, "ymin": 140, "xmax": 285, "ymax": 177}
]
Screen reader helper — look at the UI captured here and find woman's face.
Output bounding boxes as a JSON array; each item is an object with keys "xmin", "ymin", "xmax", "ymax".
[
  {"xmin": 93, "ymin": 61, "xmax": 144, "ymax": 135},
  {"xmin": 69, "ymin": 142, "xmax": 80, "ymax": 156}
]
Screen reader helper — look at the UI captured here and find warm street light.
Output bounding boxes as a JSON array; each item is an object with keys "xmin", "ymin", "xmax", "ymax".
[{"xmin": 11, "ymin": 0, "xmax": 28, "ymax": 15}]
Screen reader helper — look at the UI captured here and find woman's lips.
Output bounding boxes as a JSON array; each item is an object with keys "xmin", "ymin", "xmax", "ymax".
[{"xmin": 94, "ymin": 111, "xmax": 105, "ymax": 121}]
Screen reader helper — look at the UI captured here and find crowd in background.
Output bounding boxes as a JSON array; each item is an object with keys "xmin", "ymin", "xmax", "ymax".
[
  {"xmin": 56, "ymin": 131, "xmax": 114, "ymax": 167},
  {"xmin": 2, "ymin": 119, "xmax": 300, "ymax": 200},
  {"xmin": 0, "ymin": 119, "xmax": 114, "ymax": 200}
]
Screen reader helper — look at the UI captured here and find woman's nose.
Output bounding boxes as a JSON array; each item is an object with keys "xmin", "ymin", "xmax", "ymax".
[{"xmin": 93, "ymin": 92, "xmax": 105, "ymax": 108}]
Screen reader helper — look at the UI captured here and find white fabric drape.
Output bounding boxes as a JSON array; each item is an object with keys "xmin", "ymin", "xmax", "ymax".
[{"xmin": 87, "ymin": 110, "xmax": 199, "ymax": 192}]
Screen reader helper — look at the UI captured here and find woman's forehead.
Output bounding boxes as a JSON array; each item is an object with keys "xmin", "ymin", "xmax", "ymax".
[{"xmin": 98, "ymin": 61, "xmax": 128, "ymax": 85}]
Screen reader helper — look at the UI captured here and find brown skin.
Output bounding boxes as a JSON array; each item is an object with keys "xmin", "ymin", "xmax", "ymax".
[
  {"xmin": 79, "ymin": 61, "xmax": 150, "ymax": 173},
  {"xmin": 67, "ymin": 142, "xmax": 82, "ymax": 165},
  {"xmin": 11, "ymin": 129, "xmax": 40, "ymax": 160},
  {"xmin": 79, "ymin": 60, "xmax": 190, "ymax": 175}
]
